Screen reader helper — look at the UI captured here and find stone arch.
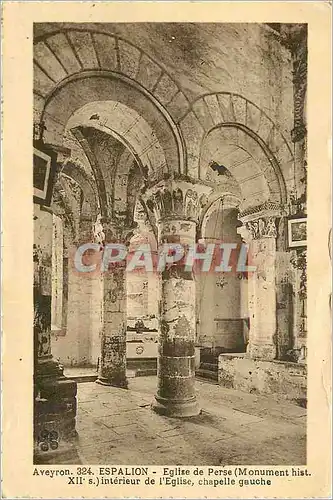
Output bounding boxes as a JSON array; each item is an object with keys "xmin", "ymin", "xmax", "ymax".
[
  {"xmin": 34, "ymin": 29, "xmax": 187, "ymax": 177},
  {"xmin": 70, "ymin": 127, "xmax": 109, "ymax": 218},
  {"xmin": 200, "ymin": 194, "xmax": 241, "ymax": 240},
  {"xmin": 200, "ymin": 124, "xmax": 288, "ymax": 211},
  {"xmin": 113, "ymin": 149, "xmax": 137, "ymax": 219},
  {"xmin": 37, "ymin": 72, "xmax": 183, "ymax": 180},
  {"xmin": 66, "ymin": 100, "xmax": 167, "ymax": 183},
  {"xmin": 34, "ymin": 28, "xmax": 190, "ymax": 120},
  {"xmin": 179, "ymin": 92, "xmax": 294, "ymax": 196}
]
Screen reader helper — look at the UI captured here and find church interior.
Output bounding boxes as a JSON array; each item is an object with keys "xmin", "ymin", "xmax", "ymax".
[{"xmin": 33, "ymin": 22, "xmax": 308, "ymax": 464}]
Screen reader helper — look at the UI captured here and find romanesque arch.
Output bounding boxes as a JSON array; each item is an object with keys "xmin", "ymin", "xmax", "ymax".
[
  {"xmin": 200, "ymin": 124, "xmax": 287, "ymax": 211},
  {"xmin": 34, "ymin": 29, "xmax": 187, "ymax": 179},
  {"xmin": 190, "ymin": 94, "xmax": 295, "ymax": 366},
  {"xmin": 178, "ymin": 92, "xmax": 294, "ymax": 192}
]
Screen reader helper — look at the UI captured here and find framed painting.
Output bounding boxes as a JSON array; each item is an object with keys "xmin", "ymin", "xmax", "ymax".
[
  {"xmin": 33, "ymin": 146, "xmax": 57, "ymax": 206},
  {"xmin": 288, "ymin": 217, "xmax": 307, "ymax": 248}
]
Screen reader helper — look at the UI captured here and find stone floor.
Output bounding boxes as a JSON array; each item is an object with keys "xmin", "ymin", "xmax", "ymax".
[
  {"xmin": 63, "ymin": 366, "xmax": 144, "ymax": 381},
  {"xmin": 57, "ymin": 376, "xmax": 307, "ymax": 466}
]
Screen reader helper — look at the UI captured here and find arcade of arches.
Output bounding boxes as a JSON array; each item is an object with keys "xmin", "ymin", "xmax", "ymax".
[{"xmin": 33, "ymin": 23, "xmax": 307, "ymax": 458}]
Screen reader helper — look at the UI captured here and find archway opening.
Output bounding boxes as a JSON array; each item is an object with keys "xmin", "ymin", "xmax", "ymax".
[
  {"xmin": 197, "ymin": 196, "xmax": 248, "ymax": 370},
  {"xmin": 196, "ymin": 123, "xmax": 286, "ymax": 375}
]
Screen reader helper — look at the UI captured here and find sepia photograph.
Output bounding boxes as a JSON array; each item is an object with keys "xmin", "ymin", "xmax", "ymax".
[
  {"xmin": 32, "ymin": 21, "xmax": 309, "ymax": 466},
  {"xmin": 1, "ymin": 3, "xmax": 331, "ymax": 498}
]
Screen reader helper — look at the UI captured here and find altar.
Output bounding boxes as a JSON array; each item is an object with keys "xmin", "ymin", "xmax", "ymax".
[{"xmin": 126, "ymin": 318, "xmax": 158, "ymax": 374}]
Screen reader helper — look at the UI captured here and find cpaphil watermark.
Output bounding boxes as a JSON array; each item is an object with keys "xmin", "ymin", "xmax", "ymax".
[{"xmin": 71, "ymin": 240, "xmax": 256, "ymax": 277}]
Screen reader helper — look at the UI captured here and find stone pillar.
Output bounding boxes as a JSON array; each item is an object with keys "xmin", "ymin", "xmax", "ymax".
[
  {"xmin": 96, "ymin": 220, "xmax": 135, "ymax": 388},
  {"xmin": 290, "ymin": 248, "xmax": 307, "ymax": 360},
  {"xmin": 79, "ymin": 216, "xmax": 100, "ymax": 366},
  {"xmin": 33, "ymin": 141, "xmax": 78, "ymax": 461},
  {"xmin": 275, "ymin": 249, "xmax": 294, "ymax": 359},
  {"xmin": 142, "ymin": 178, "xmax": 211, "ymax": 416},
  {"xmin": 278, "ymin": 25, "xmax": 308, "ymax": 363},
  {"xmin": 238, "ymin": 202, "xmax": 281, "ymax": 361},
  {"xmin": 147, "ymin": 264, "xmax": 158, "ymax": 317},
  {"xmin": 156, "ymin": 218, "xmax": 198, "ymax": 416},
  {"xmin": 34, "ymin": 204, "xmax": 77, "ymax": 459}
]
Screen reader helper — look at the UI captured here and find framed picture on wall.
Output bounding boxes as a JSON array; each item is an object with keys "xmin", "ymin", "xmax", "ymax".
[
  {"xmin": 287, "ymin": 217, "xmax": 307, "ymax": 248},
  {"xmin": 33, "ymin": 146, "xmax": 57, "ymax": 206}
]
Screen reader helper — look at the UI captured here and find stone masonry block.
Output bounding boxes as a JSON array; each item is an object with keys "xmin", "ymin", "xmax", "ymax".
[
  {"xmin": 46, "ymin": 33, "xmax": 81, "ymax": 74},
  {"xmin": 34, "ymin": 41, "xmax": 67, "ymax": 83},
  {"xmin": 93, "ymin": 34, "xmax": 117, "ymax": 71}
]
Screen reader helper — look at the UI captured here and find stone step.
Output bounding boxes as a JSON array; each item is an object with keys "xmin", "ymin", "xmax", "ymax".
[
  {"xmin": 69, "ymin": 374, "xmax": 97, "ymax": 384},
  {"xmin": 196, "ymin": 369, "xmax": 219, "ymax": 381},
  {"xmin": 199, "ymin": 362, "xmax": 218, "ymax": 372},
  {"xmin": 200, "ymin": 355, "xmax": 220, "ymax": 364}
]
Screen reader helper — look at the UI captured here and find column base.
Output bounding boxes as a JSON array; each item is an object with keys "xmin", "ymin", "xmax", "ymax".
[
  {"xmin": 34, "ymin": 435, "xmax": 81, "ymax": 465},
  {"xmin": 152, "ymin": 396, "xmax": 200, "ymax": 418},
  {"xmin": 35, "ymin": 358, "xmax": 63, "ymax": 379},
  {"xmin": 96, "ymin": 377, "xmax": 128, "ymax": 389},
  {"xmin": 248, "ymin": 342, "xmax": 276, "ymax": 361},
  {"xmin": 34, "ymin": 374, "xmax": 77, "ymax": 457}
]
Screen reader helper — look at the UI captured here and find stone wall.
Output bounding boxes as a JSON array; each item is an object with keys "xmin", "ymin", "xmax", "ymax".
[
  {"xmin": 218, "ymin": 353, "xmax": 307, "ymax": 403},
  {"xmin": 51, "ymin": 262, "xmax": 102, "ymax": 367}
]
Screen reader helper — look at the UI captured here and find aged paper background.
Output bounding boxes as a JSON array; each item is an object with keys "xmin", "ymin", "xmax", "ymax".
[{"xmin": 2, "ymin": 1, "xmax": 331, "ymax": 498}]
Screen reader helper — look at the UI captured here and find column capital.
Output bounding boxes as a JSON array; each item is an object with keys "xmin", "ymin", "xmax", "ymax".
[
  {"xmin": 141, "ymin": 177, "xmax": 212, "ymax": 223},
  {"xmin": 238, "ymin": 201, "xmax": 284, "ymax": 240}
]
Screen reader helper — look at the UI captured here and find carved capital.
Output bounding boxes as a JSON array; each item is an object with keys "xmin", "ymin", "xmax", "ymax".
[
  {"xmin": 238, "ymin": 201, "xmax": 283, "ymax": 240},
  {"xmin": 142, "ymin": 179, "xmax": 211, "ymax": 223},
  {"xmin": 245, "ymin": 217, "xmax": 277, "ymax": 240}
]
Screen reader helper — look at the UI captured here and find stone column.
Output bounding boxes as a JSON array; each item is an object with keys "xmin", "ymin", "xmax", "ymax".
[
  {"xmin": 96, "ymin": 220, "xmax": 135, "ymax": 388},
  {"xmin": 34, "ymin": 208, "xmax": 60, "ymax": 377},
  {"xmin": 34, "ymin": 204, "xmax": 77, "ymax": 458},
  {"xmin": 238, "ymin": 202, "xmax": 281, "ymax": 361},
  {"xmin": 143, "ymin": 178, "xmax": 211, "ymax": 416},
  {"xmin": 33, "ymin": 142, "xmax": 77, "ymax": 460},
  {"xmin": 275, "ymin": 248, "xmax": 294, "ymax": 359}
]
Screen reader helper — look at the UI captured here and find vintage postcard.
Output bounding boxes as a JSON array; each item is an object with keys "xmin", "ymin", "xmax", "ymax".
[{"xmin": 2, "ymin": 2, "xmax": 332, "ymax": 498}]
